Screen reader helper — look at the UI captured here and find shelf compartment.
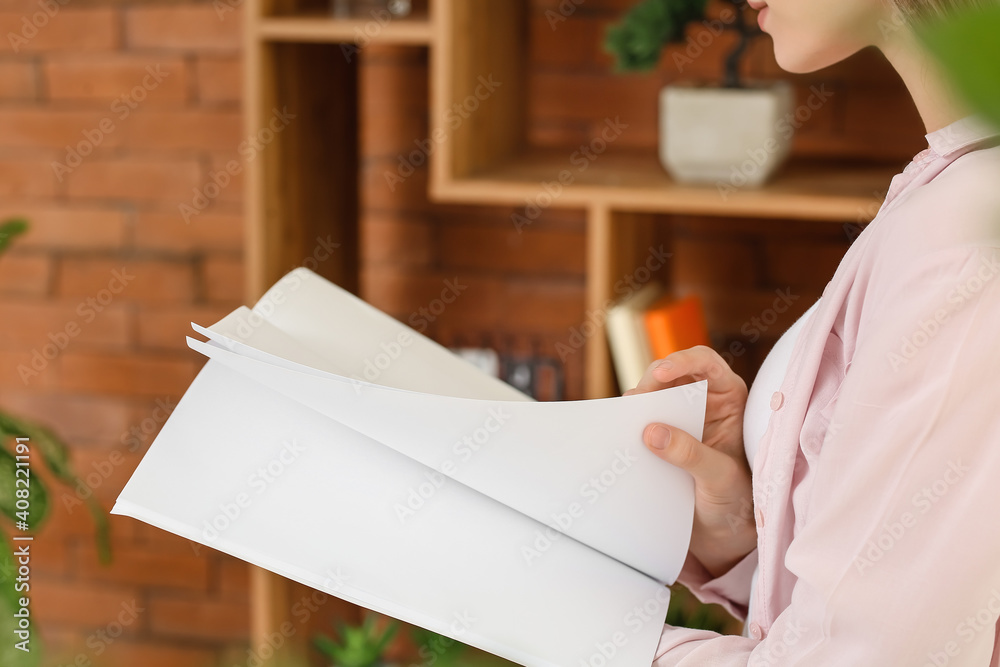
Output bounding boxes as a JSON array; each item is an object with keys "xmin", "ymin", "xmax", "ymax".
[{"xmin": 432, "ymin": 148, "xmax": 901, "ymax": 223}]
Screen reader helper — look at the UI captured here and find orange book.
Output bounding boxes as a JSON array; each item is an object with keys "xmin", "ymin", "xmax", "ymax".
[{"xmin": 643, "ymin": 293, "xmax": 710, "ymax": 360}]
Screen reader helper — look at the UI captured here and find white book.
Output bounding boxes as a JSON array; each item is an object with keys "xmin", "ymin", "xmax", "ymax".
[
  {"xmin": 111, "ymin": 268, "xmax": 706, "ymax": 667},
  {"xmin": 606, "ymin": 282, "xmax": 663, "ymax": 392}
]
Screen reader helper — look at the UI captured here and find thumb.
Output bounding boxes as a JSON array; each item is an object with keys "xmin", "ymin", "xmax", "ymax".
[{"xmin": 642, "ymin": 423, "xmax": 729, "ymax": 481}]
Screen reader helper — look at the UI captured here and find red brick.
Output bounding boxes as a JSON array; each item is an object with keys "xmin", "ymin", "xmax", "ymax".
[
  {"xmin": 125, "ymin": 6, "xmax": 241, "ymax": 52},
  {"xmin": 65, "ymin": 157, "xmax": 201, "ymax": 203},
  {"xmin": 148, "ymin": 594, "xmax": 249, "ymax": 641},
  {"xmin": 68, "ymin": 446, "xmax": 143, "ymax": 506},
  {"xmin": 204, "ymin": 152, "xmax": 244, "ymax": 205},
  {"xmin": 134, "ymin": 210, "xmax": 243, "ymax": 253},
  {"xmin": 360, "ymin": 266, "xmax": 584, "ymax": 333},
  {"xmin": 0, "ymin": 157, "xmax": 56, "ymax": 197},
  {"xmin": 0, "ymin": 8, "xmax": 118, "ymax": 53},
  {"xmin": 128, "ymin": 110, "xmax": 243, "ymax": 152},
  {"xmin": 44, "ymin": 56, "xmax": 187, "ymax": 103},
  {"xmin": 56, "ymin": 257, "xmax": 196, "ymax": 303},
  {"xmin": 438, "ymin": 219, "xmax": 585, "ymax": 277},
  {"xmin": 215, "ymin": 554, "xmax": 249, "ymax": 598},
  {"xmin": 57, "ymin": 351, "xmax": 199, "ymax": 396},
  {"xmin": 763, "ymin": 239, "xmax": 848, "ymax": 288},
  {"xmin": 0, "ymin": 392, "xmax": 132, "ymax": 445},
  {"xmin": 136, "ymin": 303, "xmax": 235, "ymax": 351},
  {"xmin": 195, "ymin": 55, "xmax": 241, "ymax": 105},
  {"xmin": 0, "ymin": 347, "xmax": 56, "ymax": 389},
  {"xmin": 0, "ymin": 206, "xmax": 127, "ymax": 250},
  {"xmin": 0, "ymin": 108, "xmax": 126, "ymax": 149},
  {"xmin": 0, "ymin": 252, "xmax": 49, "ymax": 296},
  {"xmin": 74, "ymin": 538, "xmax": 210, "ymax": 591},
  {"xmin": 201, "ymin": 254, "xmax": 243, "ymax": 303},
  {"xmin": 0, "ymin": 298, "xmax": 129, "ymax": 348},
  {"xmin": 361, "ymin": 213, "xmax": 433, "ymax": 266},
  {"xmin": 86, "ymin": 640, "xmax": 218, "ymax": 667},
  {"xmin": 672, "ymin": 236, "xmax": 758, "ymax": 287},
  {"xmin": 31, "ymin": 576, "xmax": 143, "ymax": 631},
  {"xmin": 0, "ymin": 59, "xmax": 35, "ymax": 99}
]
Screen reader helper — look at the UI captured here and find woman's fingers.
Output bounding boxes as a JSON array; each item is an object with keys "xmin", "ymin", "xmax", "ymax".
[
  {"xmin": 625, "ymin": 345, "xmax": 745, "ymax": 397},
  {"xmin": 642, "ymin": 422, "xmax": 737, "ymax": 489}
]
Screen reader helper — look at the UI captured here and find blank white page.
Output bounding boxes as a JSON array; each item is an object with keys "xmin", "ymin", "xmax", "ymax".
[{"xmin": 112, "ymin": 361, "xmax": 671, "ymax": 667}]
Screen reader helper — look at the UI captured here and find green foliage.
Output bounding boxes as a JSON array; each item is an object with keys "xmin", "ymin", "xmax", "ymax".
[
  {"xmin": 604, "ymin": 0, "xmax": 710, "ymax": 71},
  {"xmin": 313, "ymin": 613, "xmax": 398, "ymax": 667},
  {"xmin": 0, "ymin": 219, "xmax": 113, "ymax": 667},
  {"xmin": 915, "ymin": 4, "xmax": 1000, "ymax": 128},
  {"xmin": 410, "ymin": 627, "xmax": 466, "ymax": 667},
  {"xmin": 0, "ymin": 219, "xmax": 28, "ymax": 256}
]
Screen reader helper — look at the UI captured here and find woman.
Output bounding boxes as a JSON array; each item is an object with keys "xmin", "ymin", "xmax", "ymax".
[{"xmin": 625, "ymin": 0, "xmax": 1000, "ymax": 662}]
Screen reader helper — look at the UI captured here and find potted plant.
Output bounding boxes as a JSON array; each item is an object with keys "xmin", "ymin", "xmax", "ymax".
[
  {"xmin": 0, "ymin": 218, "xmax": 112, "ymax": 667},
  {"xmin": 605, "ymin": 0, "xmax": 794, "ymax": 187},
  {"xmin": 313, "ymin": 612, "xmax": 398, "ymax": 667}
]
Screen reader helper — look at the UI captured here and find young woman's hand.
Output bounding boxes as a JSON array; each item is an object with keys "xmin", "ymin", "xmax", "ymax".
[{"xmin": 624, "ymin": 346, "xmax": 757, "ymax": 578}]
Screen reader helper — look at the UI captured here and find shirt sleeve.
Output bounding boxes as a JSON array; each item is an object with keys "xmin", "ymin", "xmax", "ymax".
[
  {"xmin": 652, "ymin": 243, "xmax": 1000, "ymax": 665},
  {"xmin": 674, "ymin": 548, "xmax": 757, "ymax": 622}
]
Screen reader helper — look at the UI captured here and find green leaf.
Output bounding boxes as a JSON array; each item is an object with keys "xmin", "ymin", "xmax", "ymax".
[
  {"xmin": 0, "ymin": 447, "xmax": 48, "ymax": 530},
  {"xmin": 603, "ymin": 0, "xmax": 710, "ymax": 72},
  {"xmin": 0, "ymin": 412, "xmax": 112, "ymax": 563},
  {"xmin": 915, "ymin": 4, "xmax": 1000, "ymax": 128},
  {"xmin": 0, "ymin": 219, "xmax": 28, "ymax": 257}
]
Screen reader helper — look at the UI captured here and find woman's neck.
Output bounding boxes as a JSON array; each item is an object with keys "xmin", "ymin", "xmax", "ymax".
[{"xmin": 878, "ymin": 27, "xmax": 972, "ymax": 135}]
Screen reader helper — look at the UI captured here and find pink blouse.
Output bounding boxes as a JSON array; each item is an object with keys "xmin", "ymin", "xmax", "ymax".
[{"xmin": 654, "ymin": 114, "xmax": 1000, "ymax": 665}]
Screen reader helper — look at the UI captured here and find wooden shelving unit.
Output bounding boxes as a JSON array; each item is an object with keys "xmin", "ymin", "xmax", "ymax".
[{"xmin": 242, "ymin": 0, "xmax": 898, "ymax": 661}]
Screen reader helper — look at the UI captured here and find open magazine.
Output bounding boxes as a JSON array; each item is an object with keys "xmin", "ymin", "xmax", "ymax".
[{"xmin": 111, "ymin": 267, "xmax": 707, "ymax": 667}]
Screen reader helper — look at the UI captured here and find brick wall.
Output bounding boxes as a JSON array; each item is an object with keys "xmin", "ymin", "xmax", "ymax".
[
  {"xmin": 0, "ymin": 0, "xmax": 926, "ymax": 663},
  {"xmin": 0, "ymin": 0, "xmax": 249, "ymax": 664}
]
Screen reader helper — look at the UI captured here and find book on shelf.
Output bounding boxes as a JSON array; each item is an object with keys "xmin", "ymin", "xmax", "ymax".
[
  {"xmin": 607, "ymin": 284, "xmax": 711, "ymax": 393},
  {"xmin": 112, "ymin": 267, "xmax": 706, "ymax": 667}
]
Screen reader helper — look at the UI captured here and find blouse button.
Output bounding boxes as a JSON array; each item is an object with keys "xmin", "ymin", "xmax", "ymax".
[
  {"xmin": 749, "ymin": 622, "xmax": 763, "ymax": 640},
  {"xmin": 755, "ymin": 507, "xmax": 765, "ymax": 528},
  {"xmin": 769, "ymin": 391, "xmax": 784, "ymax": 410}
]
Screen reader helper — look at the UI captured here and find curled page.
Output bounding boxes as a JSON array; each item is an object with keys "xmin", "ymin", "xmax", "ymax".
[
  {"xmin": 186, "ymin": 334, "xmax": 703, "ymax": 585},
  {"xmin": 112, "ymin": 361, "xmax": 674, "ymax": 667},
  {"xmin": 113, "ymin": 268, "xmax": 709, "ymax": 667}
]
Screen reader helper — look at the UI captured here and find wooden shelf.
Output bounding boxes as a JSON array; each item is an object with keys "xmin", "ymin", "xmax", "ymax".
[
  {"xmin": 255, "ymin": 10, "xmax": 432, "ymax": 44},
  {"xmin": 433, "ymin": 148, "xmax": 901, "ymax": 222},
  {"xmin": 244, "ymin": 0, "xmax": 911, "ymax": 661}
]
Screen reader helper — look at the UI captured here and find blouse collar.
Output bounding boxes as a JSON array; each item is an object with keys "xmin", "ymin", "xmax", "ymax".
[{"xmin": 925, "ymin": 113, "xmax": 1000, "ymax": 158}]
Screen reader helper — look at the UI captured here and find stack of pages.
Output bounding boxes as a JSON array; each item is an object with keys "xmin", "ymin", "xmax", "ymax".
[{"xmin": 112, "ymin": 268, "xmax": 707, "ymax": 667}]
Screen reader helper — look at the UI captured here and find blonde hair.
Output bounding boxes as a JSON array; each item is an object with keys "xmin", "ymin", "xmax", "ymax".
[{"xmin": 892, "ymin": 0, "xmax": 997, "ymax": 20}]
